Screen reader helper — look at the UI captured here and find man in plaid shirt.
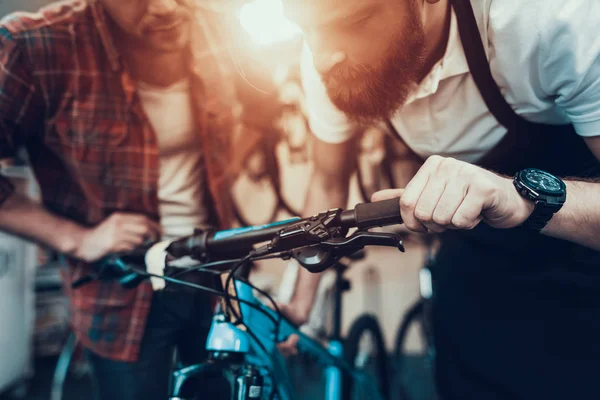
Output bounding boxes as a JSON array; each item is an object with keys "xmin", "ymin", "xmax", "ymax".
[{"xmin": 0, "ymin": 0, "xmax": 243, "ymax": 398}]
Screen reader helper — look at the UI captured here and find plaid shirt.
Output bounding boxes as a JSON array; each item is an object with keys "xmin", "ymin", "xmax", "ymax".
[{"xmin": 0, "ymin": 0, "xmax": 253, "ymax": 362}]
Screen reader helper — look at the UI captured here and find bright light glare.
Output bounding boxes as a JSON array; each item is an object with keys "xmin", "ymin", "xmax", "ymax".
[{"xmin": 238, "ymin": 0, "xmax": 302, "ymax": 47}]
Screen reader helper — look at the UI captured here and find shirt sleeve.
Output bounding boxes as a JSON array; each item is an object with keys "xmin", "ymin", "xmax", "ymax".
[
  {"xmin": 537, "ymin": 1, "xmax": 600, "ymax": 137},
  {"xmin": 299, "ymin": 42, "xmax": 357, "ymax": 144},
  {"xmin": 0, "ymin": 27, "xmax": 38, "ymax": 206}
]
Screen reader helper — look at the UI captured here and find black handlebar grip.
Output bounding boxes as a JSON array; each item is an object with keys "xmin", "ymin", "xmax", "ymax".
[{"xmin": 354, "ymin": 197, "xmax": 402, "ymax": 230}]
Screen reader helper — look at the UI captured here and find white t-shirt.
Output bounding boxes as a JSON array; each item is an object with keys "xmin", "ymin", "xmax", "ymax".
[
  {"xmin": 301, "ymin": 0, "xmax": 600, "ymax": 163},
  {"xmin": 137, "ymin": 79, "xmax": 210, "ymax": 239}
]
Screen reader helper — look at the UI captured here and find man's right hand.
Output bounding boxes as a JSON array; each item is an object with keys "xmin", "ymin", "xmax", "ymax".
[{"xmin": 73, "ymin": 213, "xmax": 162, "ymax": 263}]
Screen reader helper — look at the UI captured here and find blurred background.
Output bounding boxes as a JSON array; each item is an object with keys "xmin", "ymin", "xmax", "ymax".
[{"xmin": 0, "ymin": 0, "xmax": 435, "ymax": 399}]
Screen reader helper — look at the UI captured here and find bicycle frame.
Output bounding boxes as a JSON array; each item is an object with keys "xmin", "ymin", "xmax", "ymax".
[{"xmin": 170, "ymin": 279, "xmax": 384, "ymax": 400}]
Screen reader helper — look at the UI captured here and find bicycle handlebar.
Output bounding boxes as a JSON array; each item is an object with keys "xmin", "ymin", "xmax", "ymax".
[
  {"xmin": 72, "ymin": 197, "xmax": 403, "ymax": 289},
  {"xmin": 342, "ymin": 197, "xmax": 403, "ymax": 230},
  {"xmin": 166, "ymin": 197, "xmax": 402, "ymax": 261}
]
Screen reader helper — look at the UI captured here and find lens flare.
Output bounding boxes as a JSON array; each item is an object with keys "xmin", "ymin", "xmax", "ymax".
[{"xmin": 238, "ymin": 0, "xmax": 301, "ymax": 47}]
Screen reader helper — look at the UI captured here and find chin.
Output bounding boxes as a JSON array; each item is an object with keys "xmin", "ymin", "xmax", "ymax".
[
  {"xmin": 143, "ymin": 24, "xmax": 191, "ymax": 52},
  {"xmin": 329, "ymin": 90, "xmax": 409, "ymax": 124},
  {"xmin": 149, "ymin": 35, "xmax": 189, "ymax": 52}
]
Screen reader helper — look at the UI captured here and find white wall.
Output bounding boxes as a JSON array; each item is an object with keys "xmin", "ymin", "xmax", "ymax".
[{"xmin": 0, "ymin": 0, "xmax": 52, "ymax": 16}]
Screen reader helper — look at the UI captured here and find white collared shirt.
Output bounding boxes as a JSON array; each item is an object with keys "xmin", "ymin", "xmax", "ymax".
[{"xmin": 301, "ymin": 0, "xmax": 600, "ymax": 163}]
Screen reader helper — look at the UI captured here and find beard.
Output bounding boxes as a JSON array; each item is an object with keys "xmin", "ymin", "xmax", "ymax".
[{"xmin": 322, "ymin": 7, "xmax": 426, "ymax": 123}]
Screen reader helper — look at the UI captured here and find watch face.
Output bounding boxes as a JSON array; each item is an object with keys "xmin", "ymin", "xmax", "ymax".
[{"xmin": 522, "ymin": 169, "xmax": 565, "ymax": 194}]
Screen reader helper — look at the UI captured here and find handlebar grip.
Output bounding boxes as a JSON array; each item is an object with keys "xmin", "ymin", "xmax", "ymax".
[{"xmin": 354, "ymin": 197, "xmax": 402, "ymax": 230}]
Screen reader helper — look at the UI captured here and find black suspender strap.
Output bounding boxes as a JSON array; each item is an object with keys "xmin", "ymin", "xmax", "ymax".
[
  {"xmin": 450, "ymin": 0, "xmax": 530, "ymax": 133},
  {"xmin": 387, "ymin": 0, "xmax": 542, "ymax": 172}
]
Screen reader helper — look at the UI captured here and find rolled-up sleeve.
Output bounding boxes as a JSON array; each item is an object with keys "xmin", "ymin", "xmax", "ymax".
[{"xmin": 537, "ymin": 2, "xmax": 600, "ymax": 137}]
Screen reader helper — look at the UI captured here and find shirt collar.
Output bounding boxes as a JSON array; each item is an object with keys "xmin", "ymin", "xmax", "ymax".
[
  {"xmin": 89, "ymin": 1, "xmax": 121, "ymax": 72},
  {"xmin": 405, "ymin": 7, "xmax": 470, "ymax": 104}
]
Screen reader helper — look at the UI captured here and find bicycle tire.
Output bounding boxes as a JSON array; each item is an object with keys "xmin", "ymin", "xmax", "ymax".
[
  {"xmin": 393, "ymin": 299, "xmax": 425, "ymax": 361},
  {"xmin": 342, "ymin": 314, "xmax": 391, "ymax": 400},
  {"xmin": 393, "ymin": 299, "xmax": 426, "ymax": 400}
]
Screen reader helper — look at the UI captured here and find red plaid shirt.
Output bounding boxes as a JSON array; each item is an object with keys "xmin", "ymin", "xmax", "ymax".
[{"xmin": 0, "ymin": 0, "xmax": 250, "ymax": 362}]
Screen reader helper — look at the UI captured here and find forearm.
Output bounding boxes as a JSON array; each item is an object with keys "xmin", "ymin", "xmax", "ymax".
[
  {"xmin": 542, "ymin": 179, "xmax": 600, "ymax": 251},
  {"xmin": 0, "ymin": 192, "xmax": 85, "ymax": 256}
]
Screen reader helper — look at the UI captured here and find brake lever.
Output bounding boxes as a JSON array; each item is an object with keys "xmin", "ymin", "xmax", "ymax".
[
  {"xmin": 321, "ymin": 231, "xmax": 405, "ymax": 252},
  {"xmin": 293, "ymin": 231, "xmax": 404, "ymax": 273}
]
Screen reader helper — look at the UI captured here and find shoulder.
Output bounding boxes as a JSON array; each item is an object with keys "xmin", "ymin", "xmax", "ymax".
[
  {"xmin": 0, "ymin": 0, "xmax": 95, "ymax": 65},
  {"xmin": 485, "ymin": 0, "xmax": 595, "ymax": 54},
  {"xmin": 483, "ymin": 0, "xmax": 600, "ymax": 132}
]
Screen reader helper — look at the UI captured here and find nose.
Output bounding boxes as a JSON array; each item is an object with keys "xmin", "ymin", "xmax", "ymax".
[
  {"xmin": 305, "ymin": 33, "xmax": 346, "ymax": 75},
  {"xmin": 147, "ymin": 0, "xmax": 178, "ymax": 17},
  {"xmin": 313, "ymin": 50, "xmax": 346, "ymax": 75}
]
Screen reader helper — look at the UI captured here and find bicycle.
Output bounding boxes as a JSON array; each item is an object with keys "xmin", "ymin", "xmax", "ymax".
[{"xmin": 68, "ymin": 197, "xmax": 406, "ymax": 400}]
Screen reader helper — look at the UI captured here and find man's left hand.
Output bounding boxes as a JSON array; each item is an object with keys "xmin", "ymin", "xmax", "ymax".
[{"xmin": 372, "ymin": 156, "xmax": 535, "ymax": 233}]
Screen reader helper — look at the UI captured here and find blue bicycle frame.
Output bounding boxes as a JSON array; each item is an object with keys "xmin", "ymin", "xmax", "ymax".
[{"xmin": 170, "ymin": 279, "xmax": 384, "ymax": 400}]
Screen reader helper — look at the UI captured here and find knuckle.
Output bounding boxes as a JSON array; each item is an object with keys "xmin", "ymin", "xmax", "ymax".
[
  {"xmin": 451, "ymin": 214, "xmax": 470, "ymax": 229},
  {"xmin": 121, "ymin": 243, "xmax": 135, "ymax": 251},
  {"xmin": 399, "ymin": 196, "xmax": 415, "ymax": 211},
  {"xmin": 414, "ymin": 208, "xmax": 432, "ymax": 222},
  {"xmin": 427, "ymin": 155, "xmax": 443, "ymax": 165},
  {"xmin": 458, "ymin": 163, "xmax": 477, "ymax": 179},
  {"xmin": 432, "ymin": 212, "xmax": 452, "ymax": 226},
  {"xmin": 438, "ymin": 157, "xmax": 457, "ymax": 171}
]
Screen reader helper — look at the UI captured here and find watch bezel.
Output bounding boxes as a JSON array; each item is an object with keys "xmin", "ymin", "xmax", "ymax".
[{"xmin": 515, "ymin": 168, "xmax": 566, "ymax": 200}]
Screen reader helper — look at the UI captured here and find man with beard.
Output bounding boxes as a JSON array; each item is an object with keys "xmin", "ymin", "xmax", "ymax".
[
  {"xmin": 280, "ymin": 0, "xmax": 600, "ymax": 398},
  {"xmin": 0, "ymin": 0, "xmax": 237, "ymax": 398}
]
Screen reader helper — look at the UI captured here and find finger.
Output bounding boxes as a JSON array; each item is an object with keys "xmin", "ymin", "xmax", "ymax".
[
  {"xmin": 371, "ymin": 189, "xmax": 404, "ymax": 203},
  {"xmin": 401, "ymin": 157, "xmax": 442, "ymax": 232},
  {"xmin": 277, "ymin": 344, "xmax": 296, "ymax": 357},
  {"xmin": 450, "ymin": 189, "xmax": 485, "ymax": 230},
  {"xmin": 119, "ymin": 232, "xmax": 147, "ymax": 247},
  {"xmin": 414, "ymin": 177, "xmax": 447, "ymax": 232},
  {"xmin": 277, "ymin": 334, "xmax": 300, "ymax": 356},
  {"xmin": 117, "ymin": 214, "xmax": 162, "ymax": 234},
  {"xmin": 114, "ymin": 239, "xmax": 143, "ymax": 253},
  {"xmin": 121, "ymin": 220, "xmax": 161, "ymax": 241},
  {"xmin": 137, "ymin": 218, "xmax": 163, "ymax": 240},
  {"xmin": 431, "ymin": 179, "xmax": 469, "ymax": 228}
]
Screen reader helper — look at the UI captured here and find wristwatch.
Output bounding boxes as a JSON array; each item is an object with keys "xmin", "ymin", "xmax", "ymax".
[{"xmin": 513, "ymin": 168, "xmax": 566, "ymax": 231}]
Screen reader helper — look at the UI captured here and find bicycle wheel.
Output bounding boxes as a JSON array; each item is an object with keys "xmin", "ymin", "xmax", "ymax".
[
  {"xmin": 342, "ymin": 315, "xmax": 390, "ymax": 400},
  {"xmin": 393, "ymin": 299, "xmax": 437, "ymax": 400}
]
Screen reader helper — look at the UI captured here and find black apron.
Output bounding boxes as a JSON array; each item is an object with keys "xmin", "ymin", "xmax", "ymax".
[{"xmin": 404, "ymin": 0, "xmax": 600, "ymax": 398}]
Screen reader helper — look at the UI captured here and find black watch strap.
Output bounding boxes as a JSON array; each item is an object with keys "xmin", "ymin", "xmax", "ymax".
[{"xmin": 521, "ymin": 203, "xmax": 562, "ymax": 231}]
